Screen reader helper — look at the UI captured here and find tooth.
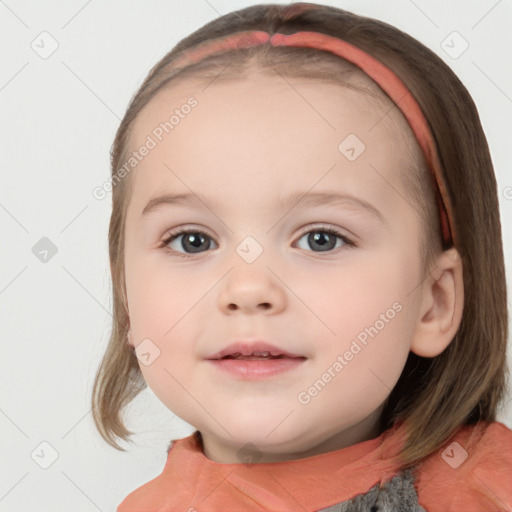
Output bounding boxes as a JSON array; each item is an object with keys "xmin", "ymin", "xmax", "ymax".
[{"xmin": 252, "ymin": 351, "xmax": 270, "ymax": 356}]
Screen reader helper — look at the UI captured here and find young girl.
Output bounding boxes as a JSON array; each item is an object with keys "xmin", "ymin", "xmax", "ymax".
[{"xmin": 91, "ymin": 3, "xmax": 512, "ymax": 511}]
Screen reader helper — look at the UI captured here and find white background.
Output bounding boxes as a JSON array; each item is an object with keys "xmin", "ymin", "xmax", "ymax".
[{"xmin": 1, "ymin": 1, "xmax": 511, "ymax": 510}]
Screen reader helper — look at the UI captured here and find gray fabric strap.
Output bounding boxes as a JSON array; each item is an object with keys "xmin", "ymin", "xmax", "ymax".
[{"xmin": 317, "ymin": 468, "xmax": 426, "ymax": 512}]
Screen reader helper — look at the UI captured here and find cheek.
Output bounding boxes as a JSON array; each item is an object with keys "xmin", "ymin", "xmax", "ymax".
[
  {"xmin": 125, "ymin": 253, "xmax": 205, "ymax": 337},
  {"xmin": 293, "ymin": 250, "xmax": 420, "ymax": 393},
  {"xmin": 295, "ymin": 251, "xmax": 418, "ymax": 337},
  {"xmin": 124, "ymin": 257, "xmax": 207, "ymax": 413},
  {"xmin": 296, "ymin": 263, "xmax": 414, "ymax": 416},
  {"xmin": 124, "ymin": 255, "xmax": 215, "ymax": 381}
]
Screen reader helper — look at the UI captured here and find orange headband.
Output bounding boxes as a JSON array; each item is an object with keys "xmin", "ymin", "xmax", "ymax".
[{"xmin": 169, "ymin": 30, "xmax": 456, "ymax": 247}]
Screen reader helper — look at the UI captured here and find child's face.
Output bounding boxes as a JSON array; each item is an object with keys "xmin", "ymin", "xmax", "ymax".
[{"xmin": 124, "ymin": 72, "xmax": 429, "ymax": 463}]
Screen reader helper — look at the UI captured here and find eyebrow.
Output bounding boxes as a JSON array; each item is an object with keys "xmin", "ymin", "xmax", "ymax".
[{"xmin": 141, "ymin": 191, "xmax": 384, "ymax": 221}]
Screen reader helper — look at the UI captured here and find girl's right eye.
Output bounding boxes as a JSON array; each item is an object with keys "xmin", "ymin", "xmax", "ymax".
[{"xmin": 162, "ymin": 228, "xmax": 217, "ymax": 259}]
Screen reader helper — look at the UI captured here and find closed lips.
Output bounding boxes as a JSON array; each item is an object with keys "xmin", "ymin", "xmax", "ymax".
[
  {"xmin": 223, "ymin": 352, "xmax": 297, "ymax": 360},
  {"xmin": 207, "ymin": 341, "xmax": 306, "ymax": 360}
]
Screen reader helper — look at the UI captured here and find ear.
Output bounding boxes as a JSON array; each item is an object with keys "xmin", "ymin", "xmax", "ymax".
[
  {"xmin": 122, "ymin": 290, "xmax": 134, "ymax": 349},
  {"xmin": 127, "ymin": 328, "xmax": 135, "ymax": 349},
  {"xmin": 410, "ymin": 247, "xmax": 464, "ymax": 358}
]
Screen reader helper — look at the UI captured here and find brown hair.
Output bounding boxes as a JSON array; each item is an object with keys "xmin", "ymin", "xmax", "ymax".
[{"xmin": 91, "ymin": 2, "xmax": 509, "ymax": 470}]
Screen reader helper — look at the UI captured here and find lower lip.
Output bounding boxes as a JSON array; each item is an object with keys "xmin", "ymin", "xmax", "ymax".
[{"xmin": 208, "ymin": 357, "xmax": 306, "ymax": 379}]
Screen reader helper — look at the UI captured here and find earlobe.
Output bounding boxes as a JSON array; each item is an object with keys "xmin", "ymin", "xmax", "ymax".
[{"xmin": 410, "ymin": 248, "xmax": 464, "ymax": 358}]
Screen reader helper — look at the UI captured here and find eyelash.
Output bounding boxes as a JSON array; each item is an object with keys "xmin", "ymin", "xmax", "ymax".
[{"xmin": 160, "ymin": 225, "xmax": 356, "ymax": 259}]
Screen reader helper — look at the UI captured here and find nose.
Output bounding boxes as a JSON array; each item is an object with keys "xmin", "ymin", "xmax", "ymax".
[{"xmin": 218, "ymin": 265, "xmax": 286, "ymax": 315}]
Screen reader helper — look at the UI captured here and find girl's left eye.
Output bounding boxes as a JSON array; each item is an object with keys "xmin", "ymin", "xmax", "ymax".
[
  {"xmin": 161, "ymin": 226, "xmax": 355, "ymax": 259},
  {"xmin": 295, "ymin": 227, "xmax": 355, "ymax": 253}
]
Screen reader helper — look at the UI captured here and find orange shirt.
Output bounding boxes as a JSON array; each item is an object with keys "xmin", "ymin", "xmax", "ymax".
[{"xmin": 117, "ymin": 420, "xmax": 512, "ymax": 511}]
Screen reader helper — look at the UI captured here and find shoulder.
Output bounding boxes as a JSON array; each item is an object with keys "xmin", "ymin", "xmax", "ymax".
[
  {"xmin": 117, "ymin": 434, "xmax": 197, "ymax": 512},
  {"xmin": 415, "ymin": 421, "xmax": 512, "ymax": 512},
  {"xmin": 117, "ymin": 476, "xmax": 165, "ymax": 512},
  {"xmin": 116, "ymin": 455, "xmax": 176, "ymax": 512}
]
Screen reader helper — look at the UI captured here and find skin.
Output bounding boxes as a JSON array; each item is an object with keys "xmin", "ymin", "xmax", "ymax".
[{"xmin": 123, "ymin": 70, "xmax": 464, "ymax": 464}]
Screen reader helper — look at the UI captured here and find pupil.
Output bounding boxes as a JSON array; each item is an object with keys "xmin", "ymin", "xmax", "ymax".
[
  {"xmin": 310, "ymin": 231, "xmax": 335, "ymax": 251},
  {"xmin": 184, "ymin": 233, "xmax": 208, "ymax": 253}
]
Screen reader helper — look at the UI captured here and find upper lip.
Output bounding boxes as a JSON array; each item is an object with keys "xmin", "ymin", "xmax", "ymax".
[{"xmin": 207, "ymin": 341, "xmax": 305, "ymax": 360}]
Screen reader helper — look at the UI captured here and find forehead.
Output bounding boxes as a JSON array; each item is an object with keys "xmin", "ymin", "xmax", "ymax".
[
  {"xmin": 126, "ymin": 71, "xmax": 421, "ymax": 211},
  {"xmin": 131, "ymin": 71, "xmax": 410, "ymax": 142}
]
